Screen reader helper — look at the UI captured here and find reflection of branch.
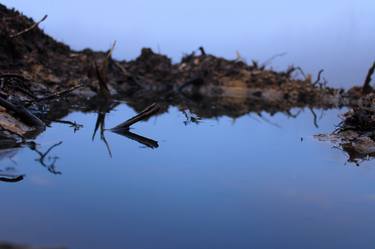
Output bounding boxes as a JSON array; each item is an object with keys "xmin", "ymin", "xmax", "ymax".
[
  {"xmin": 309, "ymin": 107, "xmax": 319, "ymax": 128},
  {"xmin": 112, "ymin": 129, "xmax": 159, "ymax": 149},
  {"xmin": 27, "ymin": 141, "xmax": 63, "ymax": 175},
  {"xmin": 257, "ymin": 112, "xmax": 281, "ymax": 128},
  {"xmin": 181, "ymin": 109, "xmax": 201, "ymax": 125},
  {"xmin": 52, "ymin": 119, "xmax": 83, "ymax": 132},
  {"xmin": 0, "ymin": 173, "xmax": 24, "ymax": 183},
  {"xmin": 286, "ymin": 109, "xmax": 302, "ymax": 118},
  {"xmin": 92, "ymin": 107, "xmax": 112, "ymax": 157}
]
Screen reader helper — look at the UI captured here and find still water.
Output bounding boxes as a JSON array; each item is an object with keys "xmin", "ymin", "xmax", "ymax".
[{"xmin": 1, "ymin": 105, "xmax": 375, "ymax": 249}]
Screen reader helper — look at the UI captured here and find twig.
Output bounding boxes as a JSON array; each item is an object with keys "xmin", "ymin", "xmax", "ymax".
[
  {"xmin": 95, "ymin": 62, "xmax": 110, "ymax": 96},
  {"xmin": 110, "ymin": 103, "xmax": 160, "ymax": 131},
  {"xmin": 313, "ymin": 69, "xmax": 324, "ymax": 86},
  {"xmin": 0, "ymin": 73, "xmax": 29, "ymax": 81},
  {"xmin": 36, "ymin": 84, "xmax": 83, "ymax": 102},
  {"xmin": 362, "ymin": 61, "xmax": 375, "ymax": 94},
  {"xmin": 95, "ymin": 41, "xmax": 116, "ymax": 97},
  {"xmin": 10, "ymin": 14, "xmax": 48, "ymax": 38},
  {"xmin": 106, "ymin": 40, "xmax": 117, "ymax": 59},
  {"xmin": 295, "ymin": 66, "xmax": 306, "ymax": 79},
  {"xmin": 262, "ymin": 52, "xmax": 287, "ymax": 67},
  {"xmin": 0, "ymin": 96, "xmax": 45, "ymax": 130},
  {"xmin": 199, "ymin": 46, "xmax": 206, "ymax": 56}
]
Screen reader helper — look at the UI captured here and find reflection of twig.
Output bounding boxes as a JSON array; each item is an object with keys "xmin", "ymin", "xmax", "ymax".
[
  {"xmin": 257, "ymin": 113, "xmax": 281, "ymax": 128},
  {"xmin": 52, "ymin": 119, "xmax": 83, "ymax": 132},
  {"xmin": 27, "ymin": 141, "xmax": 63, "ymax": 175},
  {"xmin": 309, "ymin": 107, "xmax": 319, "ymax": 128},
  {"xmin": 112, "ymin": 129, "xmax": 159, "ymax": 149},
  {"xmin": 286, "ymin": 109, "xmax": 302, "ymax": 118},
  {"xmin": 181, "ymin": 109, "xmax": 201, "ymax": 125},
  {"xmin": 10, "ymin": 14, "xmax": 48, "ymax": 38},
  {"xmin": 101, "ymin": 130, "xmax": 112, "ymax": 157},
  {"xmin": 92, "ymin": 108, "xmax": 112, "ymax": 157},
  {"xmin": 0, "ymin": 169, "xmax": 24, "ymax": 183}
]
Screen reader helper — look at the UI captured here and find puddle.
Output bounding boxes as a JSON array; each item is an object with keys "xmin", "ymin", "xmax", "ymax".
[{"xmin": 1, "ymin": 105, "xmax": 375, "ymax": 249}]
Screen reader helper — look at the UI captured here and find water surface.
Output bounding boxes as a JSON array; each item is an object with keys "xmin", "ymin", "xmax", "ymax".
[{"xmin": 1, "ymin": 105, "xmax": 375, "ymax": 249}]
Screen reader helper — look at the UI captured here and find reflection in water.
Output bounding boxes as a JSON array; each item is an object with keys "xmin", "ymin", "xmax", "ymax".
[
  {"xmin": 0, "ymin": 104, "xmax": 374, "ymax": 249},
  {"xmin": 50, "ymin": 119, "xmax": 83, "ymax": 133},
  {"xmin": 27, "ymin": 141, "xmax": 63, "ymax": 175},
  {"xmin": 91, "ymin": 100, "xmax": 160, "ymax": 156},
  {"xmin": 111, "ymin": 129, "xmax": 158, "ymax": 149},
  {"xmin": 91, "ymin": 101, "xmax": 114, "ymax": 157},
  {"xmin": 0, "ymin": 140, "xmax": 63, "ymax": 182},
  {"xmin": 0, "ymin": 141, "xmax": 24, "ymax": 183},
  {"xmin": 0, "ymin": 168, "xmax": 24, "ymax": 183}
]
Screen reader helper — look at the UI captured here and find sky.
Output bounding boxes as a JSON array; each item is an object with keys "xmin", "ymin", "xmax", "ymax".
[{"xmin": 2, "ymin": 0, "xmax": 375, "ymax": 86}]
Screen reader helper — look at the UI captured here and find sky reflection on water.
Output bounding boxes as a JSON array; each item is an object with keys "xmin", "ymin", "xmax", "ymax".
[{"xmin": 0, "ymin": 106, "xmax": 375, "ymax": 249}]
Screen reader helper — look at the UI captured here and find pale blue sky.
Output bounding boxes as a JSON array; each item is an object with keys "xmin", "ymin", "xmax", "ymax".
[{"xmin": 2, "ymin": 0, "xmax": 375, "ymax": 86}]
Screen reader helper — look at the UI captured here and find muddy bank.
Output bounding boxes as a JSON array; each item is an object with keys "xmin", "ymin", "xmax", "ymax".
[{"xmin": 0, "ymin": 4, "xmax": 372, "ymax": 150}]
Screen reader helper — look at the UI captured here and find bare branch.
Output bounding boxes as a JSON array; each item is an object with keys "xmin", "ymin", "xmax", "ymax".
[{"xmin": 10, "ymin": 14, "xmax": 48, "ymax": 38}]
